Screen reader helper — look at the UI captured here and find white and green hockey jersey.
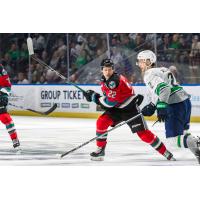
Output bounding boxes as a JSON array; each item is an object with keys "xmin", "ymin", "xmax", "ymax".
[{"xmin": 143, "ymin": 67, "xmax": 190, "ymax": 105}]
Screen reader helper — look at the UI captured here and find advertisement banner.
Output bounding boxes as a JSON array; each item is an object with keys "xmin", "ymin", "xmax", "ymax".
[{"xmin": 8, "ymin": 85, "xmax": 200, "ymax": 117}]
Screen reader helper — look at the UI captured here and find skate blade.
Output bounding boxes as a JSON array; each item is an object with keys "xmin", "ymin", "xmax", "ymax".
[
  {"xmin": 15, "ymin": 149, "xmax": 22, "ymax": 155},
  {"xmin": 90, "ymin": 156, "xmax": 104, "ymax": 161},
  {"xmin": 169, "ymin": 157, "xmax": 176, "ymax": 161}
]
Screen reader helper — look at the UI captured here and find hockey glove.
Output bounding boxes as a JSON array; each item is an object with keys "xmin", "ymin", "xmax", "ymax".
[
  {"xmin": 141, "ymin": 102, "xmax": 156, "ymax": 116},
  {"xmin": 0, "ymin": 92, "xmax": 8, "ymax": 106},
  {"xmin": 134, "ymin": 94, "xmax": 144, "ymax": 106},
  {"xmin": 156, "ymin": 102, "xmax": 168, "ymax": 122},
  {"xmin": 84, "ymin": 90, "xmax": 100, "ymax": 103}
]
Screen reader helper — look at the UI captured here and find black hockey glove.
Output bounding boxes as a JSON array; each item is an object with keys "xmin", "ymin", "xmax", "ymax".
[
  {"xmin": 134, "ymin": 94, "xmax": 144, "ymax": 106},
  {"xmin": 84, "ymin": 90, "xmax": 100, "ymax": 103},
  {"xmin": 156, "ymin": 102, "xmax": 168, "ymax": 122},
  {"xmin": 141, "ymin": 102, "xmax": 156, "ymax": 116},
  {"xmin": 0, "ymin": 92, "xmax": 8, "ymax": 106}
]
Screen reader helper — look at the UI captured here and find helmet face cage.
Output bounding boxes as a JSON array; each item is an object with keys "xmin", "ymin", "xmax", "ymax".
[{"xmin": 101, "ymin": 59, "xmax": 114, "ymax": 70}]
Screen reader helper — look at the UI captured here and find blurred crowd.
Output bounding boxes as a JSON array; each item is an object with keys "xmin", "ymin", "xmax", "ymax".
[{"xmin": 0, "ymin": 33, "xmax": 200, "ymax": 84}]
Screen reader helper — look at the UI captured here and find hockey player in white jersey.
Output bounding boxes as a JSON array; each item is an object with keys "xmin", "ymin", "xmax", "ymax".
[{"xmin": 137, "ymin": 50, "xmax": 200, "ymax": 164}]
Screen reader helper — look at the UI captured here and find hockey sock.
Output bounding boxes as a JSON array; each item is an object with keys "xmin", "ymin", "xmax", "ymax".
[
  {"xmin": 137, "ymin": 130, "xmax": 167, "ymax": 155},
  {"xmin": 96, "ymin": 132, "xmax": 107, "ymax": 147},
  {"xmin": 6, "ymin": 121, "xmax": 18, "ymax": 141},
  {"xmin": 96, "ymin": 114, "xmax": 113, "ymax": 148},
  {"xmin": 0, "ymin": 113, "xmax": 19, "ymax": 143},
  {"xmin": 177, "ymin": 132, "xmax": 198, "ymax": 149}
]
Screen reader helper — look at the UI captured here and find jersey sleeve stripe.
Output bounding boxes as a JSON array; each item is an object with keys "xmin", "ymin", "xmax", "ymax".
[{"xmin": 155, "ymin": 82, "xmax": 169, "ymax": 95}]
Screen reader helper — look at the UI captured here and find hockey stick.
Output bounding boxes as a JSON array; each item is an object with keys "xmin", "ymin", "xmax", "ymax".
[
  {"xmin": 27, "ymin": 37, "xmax": 86, "ymax": 94},
  {"xmin": 60, "ymin": 113, "xmax": 142, "ymax": 158},
  {"xmin": 152, "ymin": 120, "xmax": 159, "ymax": 127},
  {"xmin": 9, "ymin": 103, "xmax": 57, "ymax": 115}
]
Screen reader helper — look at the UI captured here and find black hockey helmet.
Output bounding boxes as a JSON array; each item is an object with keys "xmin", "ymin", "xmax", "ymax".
[{"xmin": 101, "ymin": 58, "xmax": 114, "ymax": 70}]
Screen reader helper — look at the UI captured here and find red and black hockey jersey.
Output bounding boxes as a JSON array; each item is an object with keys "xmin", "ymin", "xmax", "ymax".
[{"xmin": 98, "ymin": 73, "xmax": 135, "ymax": 109}]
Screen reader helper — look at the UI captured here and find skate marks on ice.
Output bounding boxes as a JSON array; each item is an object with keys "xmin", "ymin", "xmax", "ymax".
[{"xmin": 0, "ymin": 116, "xmax": 199, "ymax": 165}]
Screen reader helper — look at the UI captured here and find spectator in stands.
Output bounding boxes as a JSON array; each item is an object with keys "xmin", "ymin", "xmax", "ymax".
[
  {"xmin": 70, "ymin": 41, "xmax": 78, "ymax": 63},
  {"xmin": 1, "ymin": 54, "xmax": 13, "ymax": 78},
  {"xmin": 160, "ymin": 34, "xmax": 170, "ymax": 51},
  {"xmin": 0, "ymin": 33, "xmax": 199, "ymax": 85},
  {"xmin": 189, "ymin": 35, "xmax": 200, "ymax": 83},
  {"xmin": 111, "ymin": 34, "xmax": 121, "ymax": 47},
  {"xmin": 58, "ymin": 38, "xmax": 67, "ymax": 51},
  {"xmin": 169, "ymin": 34, "xmax": 181, "ymax": 49},
  {"xmin": 18, "ymin": 42, "xmax": 29, "ymax": 72},
  {"xmin": 96, "ymin": 49, "xmax": 104, "ymax": 57},
  {"xmin": 17, "ymin": 72, "xmax": 29, "ymax": 84},
  {"xmin": 189, "ymin": 35, "xmax": 200, "ymax": 60},
  {"xmin": 7, "ymin": 43, "xmax": 20, "ymax": 74},
  {"xmin": 179, "ymin": 35, "xmax": 190, "ymax": 64},
  {"xmin": 168, "ymin": 34, "xmax": 181, "ymax": 62},
  {"xmin": 58, "ymin": 49, "xmax": 67, "ymax": 64},
  {"xmin": 87, "ymin": 35, "xmax": 98, "ymax": 57},
  {"xmin": 8, "ymin": 43, "xmax": 20, "ymax": 61},
  {"xmin": 32, "ymin": 33, "xmax": 45, "ymax": 52},
  {"xmin": 49, "ymin": 50, "xmax": 60, "ymax": 69},
  {"xmin": 121, "ymin": 34, "xmax": 135, "ymax": 50},
  {"xmin": 45, "ymin": 69, "xmax": 57, "ymax": 84},
  {"xmin": 75, "ymin": 49, "xmax": 89, "ymax": 70},
  {"xmin": 41, "ymin": 50, "xmax": 49, "ymax": 65},
  {"xmin": 75, "ymin": 34, "xmax": 87, "ymax": 55},
  {"xmin": 99, "ymin": 38, "xmax": 107, "ymax": 53},
  {"xmin": 39, "ymin": 75, "xmax": 46, "ymax": 84},
  {"xmin": 134, "ymin": 33, "xmax": 145, "ymax": 51}
]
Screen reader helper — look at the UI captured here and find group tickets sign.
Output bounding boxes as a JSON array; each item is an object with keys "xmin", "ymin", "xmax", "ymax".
[{"xmin": 8, "ymin": 84, "xmax": 200, "ymax": 116}]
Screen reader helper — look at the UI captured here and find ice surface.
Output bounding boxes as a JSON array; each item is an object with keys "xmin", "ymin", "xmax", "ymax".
[{"xmin": 0, "ymin": 116, "xmax": 199, "ymax": 166}]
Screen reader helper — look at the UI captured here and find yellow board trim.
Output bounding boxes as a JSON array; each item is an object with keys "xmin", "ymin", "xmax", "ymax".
[
  {"xmin": 9, "ymin": 110, "xmax": 101, "ymax": 118},
  {"xmin": 9, "ymin": 111, "xmax": 200, "ymax": 122},
  {"xmin": 142, "ymin": 116, "xmax": 200, "ymax": 123}
]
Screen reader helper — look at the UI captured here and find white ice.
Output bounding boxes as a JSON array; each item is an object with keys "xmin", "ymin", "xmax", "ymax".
[{"xmin": 0, "ymin": 116, "xmax": 199, "ymax": 166}]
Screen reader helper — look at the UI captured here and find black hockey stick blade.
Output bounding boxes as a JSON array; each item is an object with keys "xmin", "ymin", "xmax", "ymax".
[
  {"xmin": 152, "ymin": 119, "xmax": 159, "ymax": 127},
  {"xmin": 27, "ymin": 103, "xmax": 57, "ymax": 115}
]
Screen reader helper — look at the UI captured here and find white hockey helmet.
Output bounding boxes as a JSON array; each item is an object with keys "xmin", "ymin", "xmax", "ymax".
[{"xmin": 137, "ymin": 50, "xmax": 156, "ymax": 65}]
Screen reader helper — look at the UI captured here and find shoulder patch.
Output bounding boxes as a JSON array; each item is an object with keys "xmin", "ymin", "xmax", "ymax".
[
  {"xmin": 2, "ymin": 69, "xmax": 7, "ymax": 75},
  {"xmin": 108, "ymin": 81, "xmax": 116, "ymax": 89}
]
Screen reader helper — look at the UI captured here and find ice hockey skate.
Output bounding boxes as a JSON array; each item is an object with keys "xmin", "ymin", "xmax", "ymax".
[
  {"xmin": 90, "ymin": 146, "xmax": 106, "ymax": 161},
  {"xmin": 13, "ymin": 139, "xmax": 22, "ymax": 154},
  {"xmin": 186, "ymin": 135, "xmax": 200, "ymax": 164},
  {"xmin": 163, "ymin": 150, "xmax": 176, "ymax": 161},
  {"xmin": 192, "ymin": 136, "xmax": 200, "ymax": 164}
]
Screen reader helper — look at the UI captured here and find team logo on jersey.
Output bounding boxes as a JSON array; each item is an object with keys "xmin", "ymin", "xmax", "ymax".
[
  {"xmin": 2, "ymin": 69, "xmax": 7, "ymax": 75},
  {"xmin": 108, "ymin": 81, "xmax": 116, "ymax": 89}
]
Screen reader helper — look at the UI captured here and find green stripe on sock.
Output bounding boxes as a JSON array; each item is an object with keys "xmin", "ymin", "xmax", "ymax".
[
  {"xmin": 177, "ymin": 135, "xmax": 181, "ymax": 147},
  {"xmin": 151, "ymin": 137, "xmax": 159, "ymax": 147},
  {"xmin": 6, "ymin": 123, "xmax": 14, "ymax": 129},
  {"xmin": 96, "ymin": 132, "xmax": 107, "ymax": 138}
]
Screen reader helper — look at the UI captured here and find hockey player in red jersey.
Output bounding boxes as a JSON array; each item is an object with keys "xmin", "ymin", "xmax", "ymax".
[
  {"xmin": 0, "ymin": 64, "xmax": 21, "ymax": 151},
  {"xmin": 84, "ymin": 58, "xmax": 175, "ymax": 161}
]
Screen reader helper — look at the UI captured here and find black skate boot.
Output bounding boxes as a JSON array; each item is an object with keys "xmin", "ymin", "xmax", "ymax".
[
  {"xmin": 163, "ymin": 150, "xmax": 176, "ymax": 161},
  {"xmin": 90, "ymin": 146, "xmax": 106, "ymax": 161},
  {"xmin": 13, "ymin": 139, "xmax": 21, "ymax": 154}
]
